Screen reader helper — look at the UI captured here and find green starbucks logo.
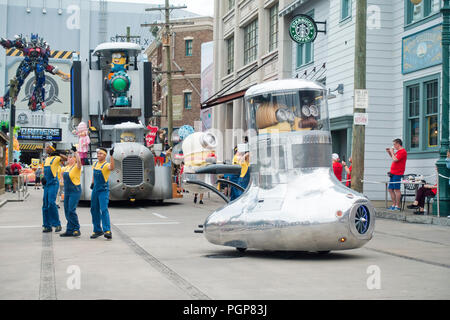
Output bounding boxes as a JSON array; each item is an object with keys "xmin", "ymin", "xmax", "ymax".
[{"xmin": 289, "ymin": 15, "xmax": 318, "ymax": 44}]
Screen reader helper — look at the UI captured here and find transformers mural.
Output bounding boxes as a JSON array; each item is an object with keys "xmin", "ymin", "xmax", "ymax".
[{"xmin": 0, "ymin": 33, "xmax": 70, "ymax": 111}]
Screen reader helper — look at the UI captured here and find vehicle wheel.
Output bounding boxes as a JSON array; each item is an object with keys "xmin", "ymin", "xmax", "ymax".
[
  {"xmin": 236, "ymin": 247, "xmax": 247, "ymax": 253},
  {"xmin": 318, "ymin": 251, "xmax": 330, "ymax": 255}
]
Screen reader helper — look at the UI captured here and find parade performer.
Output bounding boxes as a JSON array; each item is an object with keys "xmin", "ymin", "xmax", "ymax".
[
  {"xmin": 90, "ymin": 147, "xmax": 115, "ymax": 239},
  {"xmin": 0, "ymin": 33, "xmax": 70, "ymax": 111},
  {"xmin": 60, "ymin": 147, "xmax": 82, "ymax": 237},
  {"xmin": 72, "ymin": 122, "xmax": 90, "ymax": 165},
  {"xmin": 42, "ymin": 142, "xmax": 67, "ymax": 233}
]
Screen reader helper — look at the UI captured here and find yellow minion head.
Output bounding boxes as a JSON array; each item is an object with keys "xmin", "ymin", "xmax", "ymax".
[
  {"xmin": 112, "ymin": 52, "xmax": 126, "ymax": 65},
  {"xmin": 120, "ymin": 132, "xmax": 136, "ymax": 143}
]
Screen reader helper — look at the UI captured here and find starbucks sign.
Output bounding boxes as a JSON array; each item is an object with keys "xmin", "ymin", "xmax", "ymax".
[{"xmin": 289, "ymin": 15, "xmax": 318, "ymax": 44}]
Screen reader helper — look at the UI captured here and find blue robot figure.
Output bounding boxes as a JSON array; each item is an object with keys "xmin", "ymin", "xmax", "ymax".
[
  {"xmin": 106, "ymin": 51, "xmax": 131, "ymax": 107},
  {"xmin": 0, "ymin": 33, "xmax": 70, "ymax": 111}
]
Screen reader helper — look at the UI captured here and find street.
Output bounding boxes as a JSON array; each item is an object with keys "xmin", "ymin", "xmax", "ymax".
[{"xmin": 0, "ymin": 189, "xmax": 449, "ymax": 300}]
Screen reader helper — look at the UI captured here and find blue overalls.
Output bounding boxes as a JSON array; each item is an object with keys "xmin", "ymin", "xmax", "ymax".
[
  {"xmin": 42, "ymin": 157, "xmax": 61, "ymax": 229},
  {"xmin": 90, "ymin": 162, "xmax": 111, "ymax": 233},
  {"xmin": 63, "ymin": 166, "xmax": 81, "ymax": 233}
]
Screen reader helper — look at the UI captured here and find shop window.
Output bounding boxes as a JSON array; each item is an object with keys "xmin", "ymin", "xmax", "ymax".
[
  {"xmin": 296, "ymin": 11, "xmax": 314, "ymax": 68},
  {"xmin": 184, "ymin": 92, "xmax": 192, "ymax": 110},
  {"xmin": 244, "ymin": 19, "xmax": 258, "ymax": 65},
  {"xmin": 227, "ymin": 36, "xmax": 234, "ymax": 74},
  {"xmin": 405, "ymin": 75, "xmax": 440, "ymax": 153},
  {"xmin": 341, "ymin": 0, "xmax": 352, "ymax": 21},
  {"xmin": 185, "ymin": 40, "xmax": 193, "ymax": 56},
  {"xmin": 269, "ymin": 3, "xmax": 279, "ymax": 52},
  {"xmin": 406, "ymin": 0, "xmax": 442, "ymax": 25}
]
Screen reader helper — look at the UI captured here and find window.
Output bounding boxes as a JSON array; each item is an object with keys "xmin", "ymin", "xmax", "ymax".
[
  {"xmin": 341, "ymin": 0, "xmax": 352, "ymax": 21},
  {"xmin": 296, "ymin": 11, "xmax": 314, "ymax": 68},
  {"xmin": 269, "ymin": 4, "xmax": 279, "ymax": 52},
  {"xmin": 405, "ymin": 75, "xmax": 440, "ymax": 152},
  {"xmin": 184, "ymin": 92, "xmax": 192, "ymax": 110},
  {"xmin": 185, "ymin": 40, "xmax": 193, "ymax": 56},
  {"xmin": 244, "ymin": 19, "xmax": 258, "ymax": 65},
  {"xmin": 406, "ymin": 0, "xmax": 442, "ymax": 25},
  {"xmin": 228, "ymin": 0, "xmax": 235, "ymax": 11},
  {"xmin": 226, "ymin": 37, "xmax": 234, "ymax": 74}
]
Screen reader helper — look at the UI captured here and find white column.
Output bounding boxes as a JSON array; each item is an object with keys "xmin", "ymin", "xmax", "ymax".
[{"xmin": 278, "ymin": 0, "xmax": 293, "ymax": 79}]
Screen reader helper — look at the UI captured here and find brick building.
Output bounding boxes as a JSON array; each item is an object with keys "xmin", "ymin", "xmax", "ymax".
[{"xmin": 145, "ymin": 16, "xmax": 213, "ymax": 130}]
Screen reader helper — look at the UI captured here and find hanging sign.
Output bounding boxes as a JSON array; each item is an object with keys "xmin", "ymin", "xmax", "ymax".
[
  {"xmin": 354, "ymin": 113, "xmax": 369, "ymax": 126},
  {"xmin": 145, "ymin": 125, "xmax": 159, "ymax": 147},
  {"xmin": 354, "ymin": 89, "xmax": 369, "ymax": 110},
  {"xmin": 289, "ymin": 14, "xmax": 318, "ymax": 44}
]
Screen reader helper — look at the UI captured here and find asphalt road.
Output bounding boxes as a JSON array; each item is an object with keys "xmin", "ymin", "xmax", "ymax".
[{"xmin": 0, "ymin": 189, "xmax": 449, "ymax": 300}]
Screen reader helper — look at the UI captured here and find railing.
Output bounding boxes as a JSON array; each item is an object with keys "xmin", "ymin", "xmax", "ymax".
[{"xmin": 0, "ymin": 174, "xmax": 29, "ymax": 201}]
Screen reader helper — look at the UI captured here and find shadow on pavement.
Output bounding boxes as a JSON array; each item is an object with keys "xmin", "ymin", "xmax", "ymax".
[{"xmin": 203, "ymin": 249, "xmax": 367, "ymax": 261}]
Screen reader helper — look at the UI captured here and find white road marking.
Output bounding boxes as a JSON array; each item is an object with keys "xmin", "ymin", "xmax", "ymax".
[
  {"xmin": 151, "ymin": 212, "xmax": 168, "ymax": 219},
  {"xmin": 0, "ymin": 222, "xmax": 179, "ymax": 229}
]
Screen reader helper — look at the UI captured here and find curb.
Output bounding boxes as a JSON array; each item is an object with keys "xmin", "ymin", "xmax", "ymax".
[
  {"xmin": 0, "ymin": 199, "xmax": 7, "ymax": 208},
  {"xmin": 375, "ymin": 209, "xmax": 450, "ymax": 227}
]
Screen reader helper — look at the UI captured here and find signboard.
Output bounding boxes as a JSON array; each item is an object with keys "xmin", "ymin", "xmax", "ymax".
[
  {"xmin": 354, "ymin": 89, "xmax": 369, "ymax": 110},
  {"xmin": 145, "ymin": 125, "xmax": 159, "ymax": 147},
  {"xmin": 172, "ymin": 95, "xmax": 183, "ymax": 121},
  {"xmin": 354, "ymin": 113, "xmax": 369, "ymax": 126},
  {"xmin": 7, "ymin": 61, "xmax": 71, "ymax": 113},
  {"xmin": 289, "ymin": 15, "xmax": 318, "ymax": 44},
  {"xmin": 17, "ymin": 127, "xmax": 62, "ymax": 141},
  {"xmin": 402, "ymin": 24, "xmax": 442, "ymax": 74},
  {"xmin": 201, "ymin": 41, "xmax": 214, "ymax": 131}
]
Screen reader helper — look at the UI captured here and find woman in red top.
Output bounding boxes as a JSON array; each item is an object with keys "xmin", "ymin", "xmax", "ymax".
[
  {"xmin": 343, "ymin": 157, "xmax": 352, "ymax": 188},
  {"xmin": 332, "ymin": 153, "xmax": 343, "ymax": 181},
  {"xmin": 407, "ymin": 184, "xmax": 437, "ymax": 214}
]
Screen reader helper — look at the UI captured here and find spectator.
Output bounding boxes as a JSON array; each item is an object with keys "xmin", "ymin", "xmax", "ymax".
[
  {"xmin": 5, "ymin": 163, "xmax": 12, "ymax": 192},
  {"xmin": 332, "ymin": 153, "xmax": 343, "ymax": 181},
  {"xmin": 386, "ymin": 138, "xmax": 407, "ymax": 211},
  {"xmin": 35, "ymin": 166, "xmax": 42, "ymax": 190},
  {"xmin": 342, "ymin": 156, "xmax": 352, "ymax": 188},
  {"xmin": 11, "ymin": 159, "xmax": 22, "ymax": 193},
  {"xmin": 407, "ymin": 183, "xmax": 437, "ymax": 214},
  {"xmin": 194, "ymin": 193, "xmax": 204, "ymax": 204}
]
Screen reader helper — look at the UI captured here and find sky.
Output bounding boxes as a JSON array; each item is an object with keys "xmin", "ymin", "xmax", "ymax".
[{"xmin": 107, "ymin": 0, "xmax": 215, "ymax": 17}]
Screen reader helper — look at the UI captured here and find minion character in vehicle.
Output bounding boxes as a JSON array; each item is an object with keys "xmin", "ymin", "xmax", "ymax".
[{"xmin": 106, "ymin": 51, "xmax": 131, "ymax": 107}]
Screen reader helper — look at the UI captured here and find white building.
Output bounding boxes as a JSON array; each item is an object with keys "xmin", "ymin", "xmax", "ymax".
[{"xmin": 208, "ymin": 0, "xmax": 445, "ymax": 200}]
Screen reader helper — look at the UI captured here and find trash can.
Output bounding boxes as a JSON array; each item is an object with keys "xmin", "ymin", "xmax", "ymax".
[{"xmin": 5, "ymin": 175, "xmax": 12, "ymax": 186}]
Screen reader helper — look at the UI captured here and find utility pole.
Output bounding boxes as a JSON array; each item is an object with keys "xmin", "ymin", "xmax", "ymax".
[
  {"xmin": 115, "ymin": 26, "xmax": 141, "ymax": 43},
  {"xmin": 8, "ymin": 78, "xmax": 19, "ymax": 165},
  {"xmin": 350, "ymin": 0, "xmax": 367, "ymax": 193},
  {"xmin": 141, "ymin": 1, "xmax": 193, "ymax": 148}
]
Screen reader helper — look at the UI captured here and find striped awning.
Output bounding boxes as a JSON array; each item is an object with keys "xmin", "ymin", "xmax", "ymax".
[
  {"xmin": 20, "ymin": 144, "xmax": 43, "ymax": 151},
  {"xmin": 6, "ymin": 48, "xmax": 79, "ymax": 60}
]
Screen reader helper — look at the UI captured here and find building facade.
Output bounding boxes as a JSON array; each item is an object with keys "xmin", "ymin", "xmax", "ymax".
[
  {"xmin": 145, "ymin": 16, "xmax": 213, "ymax": 130},
  {"xmin": 210, "ymin": 0, "xmax": 446, "ymax": 200}
]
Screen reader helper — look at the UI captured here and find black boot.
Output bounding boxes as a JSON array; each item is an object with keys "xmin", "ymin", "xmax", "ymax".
[
  {"xmin": 90, "ymin": 231, "xmax": 104, "ymax": 239},
  {"xmin": 104, "ymin": 231, "xmax": 112, "ymax": 239},
  {"xmin": 42, "ymin": 227, "xmax": 52, "ymax": 233},
  {"xmin": 54, "ymin": 226, "xmax": 62, "ymax": 232}
]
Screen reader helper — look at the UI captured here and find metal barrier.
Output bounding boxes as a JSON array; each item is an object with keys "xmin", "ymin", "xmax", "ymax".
[{"xmin": 0, "ymin": 174, "xmax": 29, "ymax": 202}]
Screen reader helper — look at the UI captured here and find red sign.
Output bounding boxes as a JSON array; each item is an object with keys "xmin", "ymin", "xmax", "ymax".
[{"xmin": 146, "ymin": 126, "xmax": 159, "ymax": 147}]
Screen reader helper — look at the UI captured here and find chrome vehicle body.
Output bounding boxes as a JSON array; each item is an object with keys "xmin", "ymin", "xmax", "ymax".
[{"xmin": 203, "ymin": 79, "xmax": 375, "ymax": 252}]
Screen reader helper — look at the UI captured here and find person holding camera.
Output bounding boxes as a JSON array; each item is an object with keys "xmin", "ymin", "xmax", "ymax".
[
  {"xmin": 90, "ymin": 147, "xmax": 115, "ymax": 240},
  {"xmin": 386, "ymin": 138, "xmax": 408, "ymax": 211},
  {"xmin": 60, "ymin": 147, "xmax": 82, "ymax": 237}
]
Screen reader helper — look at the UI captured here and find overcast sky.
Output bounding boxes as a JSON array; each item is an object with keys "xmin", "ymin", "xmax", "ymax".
[{"xmin": 107, "ymin": 0, "xmax": 215, "ymax": 17}]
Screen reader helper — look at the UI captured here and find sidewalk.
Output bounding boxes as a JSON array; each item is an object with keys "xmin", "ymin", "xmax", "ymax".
[
  {"xmin": 0, "ymin": 189, "xmax": 30, "ymax": 208},
  {"xmin": 372, "ymin": 200, "xmax": 450, "ymax": 227}
]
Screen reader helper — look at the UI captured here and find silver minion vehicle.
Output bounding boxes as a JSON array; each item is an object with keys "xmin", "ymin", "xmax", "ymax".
[{"xmin": 202, "ymin": 79, "xmax": 375, "ymax": 253}]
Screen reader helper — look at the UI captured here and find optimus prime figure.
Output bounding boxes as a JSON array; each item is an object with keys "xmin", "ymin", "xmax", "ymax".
[{"xmin": 0, "ymin": 33, "xmax": 70, "ymax": 111}]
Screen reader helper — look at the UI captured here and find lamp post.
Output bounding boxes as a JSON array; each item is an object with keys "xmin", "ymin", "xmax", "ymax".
[{"xmin": 434, "ymin": 0, "xmax": 450, "ymax": 215}]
